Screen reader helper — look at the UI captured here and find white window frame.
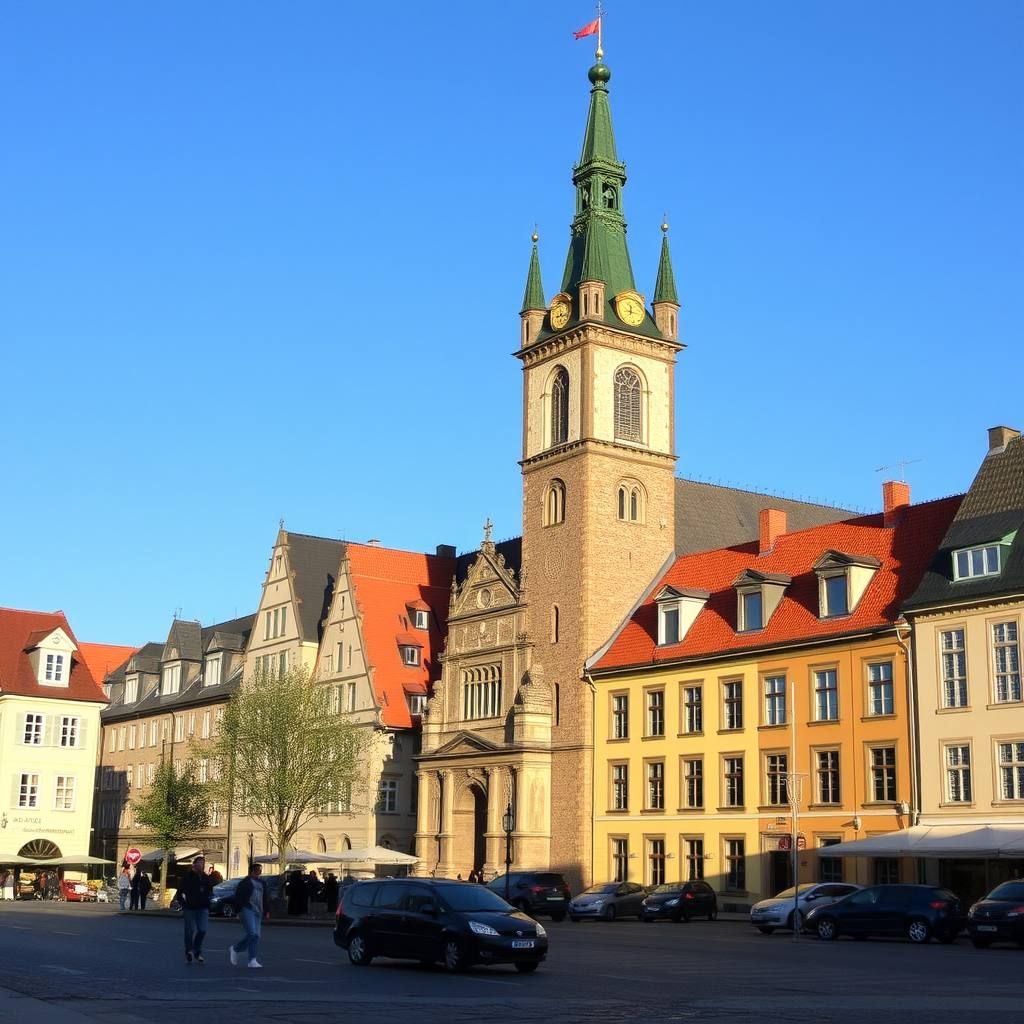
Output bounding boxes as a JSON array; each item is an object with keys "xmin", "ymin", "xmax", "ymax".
[
  {"xmin": 378, "ymin": 778, "xmax": 398, "ymax": 814},
  {"xmin": 408, "ymin": 693, "xmax": 427, "ymax": 715},
  {"xmin": 646, "ymin": 688, "xmax": 665, "ymax": 737},
  {"xmin": 814, "ymin": 668, "xmax": 839, "ymax": 721},
  {"xmin": 162, "ymin": 663, "xmax": 181, "ymax": 696},
  {"xmin": 940, "ymin": 629, "xmax": 968, "ymax": 709},
  {"xmin": 821, "ymin": 572, "xmax": 849, "ymax": 617},
  {"xmin": 739, "ymin": 589, "xmax": 763, "ymax": 631},
  {"xmin": 23, "ymin": 713, "xmax": 44, "ymax": 745},
  {"xmin": 816, "ymin": 749, "xmax": 841, "ymax": 804},
  {"xmin": 683, "ymin": 685, "xmax": 703, "ymax": 734},
  {"xmin": 204, "ymin": 656, "xmax": 222, "ymax": 687},
  {"xmin": 867, "ymin": 661, "xmax": 894, "ymax": 716},
  {"xmin": 611, "ymin": 763, "xmax": 629, "ymax": 810},
  {"xmin": 992, "ymin": 621, "xmax": 1021, "ymax": 703},
  {"xmin": 998, "ymin": 741, "xmax": 1024, "ymax": 801},
  {"xmin": 174, "ymin": 716, "xmax": 184, "ymax": 742},
  {"xmin": 658, "ymin": 603, "xmax": 681, "ymax": 646},
  {"xmin": 953, "ymin": 544, "xmax": 1001, "ymax": 581},
  {"xmin": 400, "ymin": 645, "xmax": 421, "ymax": 667},
  {"xmin": 413, "ymin": 609, "xmax": 429, "ymax": 630},
  {"xmin": 18, "ymin": 772, "xmax": 40, "ymax": 808},
  {"xmin": 54, "ymin": 775, "xmax": 76, "ymax": 811},
  {"xmin": 944, "ymin": 743, "xmax": 972, "ymax": 803},
  {"xmin": 43, "ymin": 652, "xmax": 66, "ymax": 684},
  {"xmin": 646, "ymin": 760, "xmax": 665, "ymax": 810},
  {"xmin": 201, "ymin": 711, "xmax": 211, "ymax": 739},
  {"xmin": 124, "ymin": 675, "xmax": 139, "ymax": 703},
  {"xmin": 763, "ymin": 675, "xmax": 787, "ymax": 726}
]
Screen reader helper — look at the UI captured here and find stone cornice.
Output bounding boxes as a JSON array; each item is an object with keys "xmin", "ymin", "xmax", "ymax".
[
  {"xmin": 515, "ymin": 323, "xmax": 682, "ymax": 367},
  {"xmin": 520, "ymin": 437, "xmax": 677, "ymax": 472}
]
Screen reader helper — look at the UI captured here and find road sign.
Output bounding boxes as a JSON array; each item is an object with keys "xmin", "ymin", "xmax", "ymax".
[
  {"xmin": 125, "ymin": 847, "xmax": 142, "ymax": 865},
  {"xmin": 778, "ymin": 835, "xmax": 791, "ymax": 851},
  {"xmin": 797, "ymin": 836, "xmax": 807, "ymax": 850}
]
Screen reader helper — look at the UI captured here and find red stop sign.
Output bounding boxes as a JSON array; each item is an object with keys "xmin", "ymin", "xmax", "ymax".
[{"xmin": 125, "ymin": 847, "xmax": 142, "ymax": 865}]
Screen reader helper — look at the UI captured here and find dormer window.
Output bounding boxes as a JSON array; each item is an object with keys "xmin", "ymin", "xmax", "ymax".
[
  {"xmin": 400, "ymin": 646, "xmax": 421, "ymax": 667},
  {"xmin": 813, "ymin": 551, "xmax": 881, "ymax": 619},
  {"xmin": 204, "ymin": 656, "xmax": 222, "ymax": 687},
  {"xmin": 655, "ymin": 585, "xmax": 710, "ymax": 647},
  {"xmin": 741, "ymin": 590, "xmax": 763, "ymax": 631},
  {"xmin": 162, "ymin": 663, "xmax": 181, "ymax": 695},
  {"xmin": 953, "ymin": 543, "xmax": 1002, "ymax": 581},
  {"xmin": 124, "ymin": 674, "xmax": 139, "ymax": 703},
  {"xmin": 44, "ymin": 653, "xmax": 66, "ymax": 684},
  {"xmin": 413, "ymin": 609, "xmax": 429, "ymax": 630},
  {"xmin": 408, "ymin": 694, "xmax": 427, "ymax": 715},
  {"xmin": 733, "ymin": 570, "xmax": 791, "ymax": 633}
]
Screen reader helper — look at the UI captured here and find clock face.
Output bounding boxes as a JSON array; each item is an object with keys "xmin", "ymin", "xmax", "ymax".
[
  {"xmin": 615, "ymin": 291, "xmax": 646, "ymax": 327},
  {"xmin": 550, "ymin": 300, "xmax": 571, "ymax": 330}
]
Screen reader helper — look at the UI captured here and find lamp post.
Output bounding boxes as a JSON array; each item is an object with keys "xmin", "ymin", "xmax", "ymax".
[
  {"xmin": 247, "ymin": 832, "xmax": 254, "ymax": 868},
  {"xmin": 501, "ymin": 803, "xmax": 514, "ymax": 901}
]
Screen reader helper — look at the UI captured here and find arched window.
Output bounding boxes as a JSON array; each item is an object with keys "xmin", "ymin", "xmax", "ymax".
[
  {"xmin": 614, "ymin": 366, "xmax": 643, "ymax": 442},
  {"xmin": 550, "ymin": 366, "xmax": 569, "ymax": 446},
  {"xmin": 546, "ymin": 479, "xmax": 566, "ymax": 526},
  {"xmin": 317, "ymin": 835, "xmax": 327, "ymax": 854},
  {"xmin": 630, "ymin": 488, "xmax": 640, "ymax": 522},
  {"xmin": 551, "ymin": 605, "xmax": 560, "ymax": 643},
  {"xmin": 618, "ymin": 486, "xmax": 626, "ymax": 520},
  {"xmin": 616, "ymin": 481, "xmax": 646, "ymax": 523}
]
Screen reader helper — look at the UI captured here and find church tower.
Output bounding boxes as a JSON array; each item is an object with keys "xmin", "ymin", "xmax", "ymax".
[{"xmin": 517, "ymin": 55, "xmax": 682, "ymax": 883}]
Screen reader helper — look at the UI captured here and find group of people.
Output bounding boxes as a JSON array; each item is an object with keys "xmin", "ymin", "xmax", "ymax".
[
  {"xmin": 284, "ymin": 868, "xmax": 343, "ymax": 916},
  {"xmin": 0, "ymin": 868, "xmax": 59, "ymax": 900},
  {"xmin": 457, "ymin": 868, "xmax": 486, "ymax": 884},
  {"xmin": 116, "ymin": 866, "xmax": 152, "ymax": 910}
]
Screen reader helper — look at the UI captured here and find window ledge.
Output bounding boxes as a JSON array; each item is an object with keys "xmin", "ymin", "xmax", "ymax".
[
  {"xmin": 757, "ymin": 724, "xmax": 788, "ymax": 731},
  {"xmin": 642, "ymin": 734, "xmax": 666, "ymax": 742},
  {"xmin": 991, "ymin": 799, "xmax": 1024, "ymax": 807},
  {"xmin": 935, "ymin": 706, "xmax": 971, "ymax": 714},
  {"xmin": 677, "ymin": 731, "xmax": 704, "ymax": 739},
  {"xmin": 807, "ymin": 803, "xmax": 843, "ymax": 811},
  {"xmin": 986, "ymin": 701, "xmax": 1024, "ymax": 711},
  {"xmin": 861, "ymin": 714, "xmax": 898, "ymax": 722},
  {"xmin": 605, "ymin": 808, "xmax": 630, "ymax": 814},
  {"xmin": 807, "ymin": 719, "xmax": 841, "ymax": 727},
  {"xmin": 757, "ymin": 805, "xmax": 790, "ymax": 813},
  {"xmin": 717, "ymin": 806, "xmax": 747, "ymax": 813},
  {"xmin": 674, "ymin": 807, "xmax": 706, "ymax": 814},
  {"xmin": 640, "ymin": 808, "xmax": 666, "ymax": 815},
  {"xmin": 717, "ymin": 728, "xmax": 745, "ymax": 736},
  {"xmin": 938, "ymin": 801, "xmax": 976, "ymax": 809},
  {"xmin": 606, "ymin": 737, "xmax": 630, "ymax": 744},
  {"xmin": 861, "ymin": 801, "xmax": 899, "ymax": 809}
]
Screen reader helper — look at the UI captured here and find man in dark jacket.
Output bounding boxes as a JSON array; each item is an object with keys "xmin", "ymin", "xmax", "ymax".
[
  {"xmin": 229, "ymin": 862, "xmax": 269, "ymax": 968},
  {"xmin": 175, "ymin": 856, "xmax": 213, "ymax": 963}
]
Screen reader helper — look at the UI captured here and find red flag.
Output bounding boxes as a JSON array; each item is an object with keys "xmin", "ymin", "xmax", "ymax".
[{"xmin": 574, "ymin": 18, "xmax": 600, "ymax": 39}]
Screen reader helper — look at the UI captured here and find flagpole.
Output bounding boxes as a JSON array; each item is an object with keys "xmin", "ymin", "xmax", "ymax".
[{"xmin": 597, "ymin": 1, "xmax": 604, "ymax": 60}]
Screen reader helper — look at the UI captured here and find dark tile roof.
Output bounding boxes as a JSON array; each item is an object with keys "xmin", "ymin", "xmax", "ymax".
[
  {"xmin": 905, "ymin": 432, "xmax": 1024, "ymax": 611},
  {"xmin": 164, "ymin": 619, "xmax": 203, "ymax": 662},
  {"xmin": 455, "ymin": 538, "xmax": 522, "ymax": 584},
  {"xmin": 284, "ymin": 533, "xmax": 345, "ymax": 643}
]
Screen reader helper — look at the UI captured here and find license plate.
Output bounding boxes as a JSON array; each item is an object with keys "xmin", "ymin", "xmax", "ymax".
[
  {"xmin": 512, "ymin": 940, "xmax": 534, "ymax": 949},
  {"xmin": 976, "ymin": 925, "xmax": 997, "ymax": 932},
  {"xmin": 546, "ymin": 896, "xmax": 562, "ymax": 901}
]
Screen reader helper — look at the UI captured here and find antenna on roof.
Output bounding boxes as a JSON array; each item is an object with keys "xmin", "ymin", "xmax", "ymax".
[
  {"xmin": 875, "ymin": 458, "xmax": 921, "ymax": 482},
  {"xmin": 173, "ymin": 607, "xmax": 182, "ymax": 620}
]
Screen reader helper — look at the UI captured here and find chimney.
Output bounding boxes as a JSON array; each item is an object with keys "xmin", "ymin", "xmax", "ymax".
[
  {"xmin": 435, "ymin": 544, "xmax": 456, "ymax": 559},
  {"xmin": 366, "ymin": 538, "xmax": 381, "ymax": 547},
  {"xmin": 882, "ymin": 480, "xmax": 911, "ymax": 528},
  {"xmin": 759, "ymin": 508, "xmax": 787, "ymax": 555},
  {"xmin": 988, "ymin": 425, "xmax": 1020, "ymax": 453}
]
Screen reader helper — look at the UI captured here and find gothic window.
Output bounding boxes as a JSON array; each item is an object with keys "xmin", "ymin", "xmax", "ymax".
[
  {"xmin": 602, "ymin": 183, "xmax": 617, "ymax": 210},
  {"xmin": 616, "ymin": 481, "xmax": 645, "ymax": 523},
  {"xmin": 550, "ymin": 366, "xmax": 569, "ymax": 445},
  {"xmin": 613, "ymin": 366, "xmax": 643, "ymax": 442},
  {"xmin": 462, "ymin": 665, "xmax": 502, "ymax": 720},
  {"xmin": 546, "ymin": 479, "xmax": 566, "ymax": 526}
]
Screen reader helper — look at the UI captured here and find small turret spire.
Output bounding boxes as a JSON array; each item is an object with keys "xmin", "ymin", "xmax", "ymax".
[
  {"xmin": 520, "ymin": 230, "xmax": 546, "ymax": 314},
  {"xmin": 653, "ymin": 220, "xmax": 679, "ymax": 304}
]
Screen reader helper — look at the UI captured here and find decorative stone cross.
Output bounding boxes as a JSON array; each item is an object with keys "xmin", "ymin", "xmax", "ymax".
[{"xmin": 483, "ymin": 517, "xmax": 493, "ymax": 542}]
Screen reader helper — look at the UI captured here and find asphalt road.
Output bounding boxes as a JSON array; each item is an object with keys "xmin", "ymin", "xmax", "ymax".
[{"xmin": 0, "ymin": 901, "xmax": 1020, "ymax": 1024}]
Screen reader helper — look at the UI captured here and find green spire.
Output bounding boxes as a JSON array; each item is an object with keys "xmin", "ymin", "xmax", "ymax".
[
  {"xmin": 653, "ymin": 222, "xmax": 679, "ymax": 304},
  {"xmin": 520, "ymin": 232, "xmax": 545, "ymax": 313},
  {"xmin": 560, "ymin": 61, "xmax": 637, "ymax": 300}
]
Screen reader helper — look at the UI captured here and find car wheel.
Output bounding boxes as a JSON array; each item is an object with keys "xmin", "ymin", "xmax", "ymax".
[
  {"xmin": 787, "ymin": 910, "xmax": 803, "ymax": 932},
  {"xmin": 551, "ymin": 912, "xmax": 566, "ymax": 922},
  {"xmin": 347, "ymin": 933, "xmax": 373, "ymax": 966},
  {"xmin": 708, "ymin": 906, "xmax": 717, "ymax": 922},
  {"xmin": 515, "ymin": 961, "xmax": 539, "ymax": 974},
  {"xmin": 444, "ymin": 938, "xmax": 468, "ymax": 973},
  {"xmin": 907, "ymin": 918, "xmax": 931, "ymax": 944},
  {"xmin": 970, "ymin": 937, "xmax": 992, "ymax": 949},
  {"xmin": 603, "ymin": 905, "xmax": 616, "ymax": 922},
  {"xmin": 757, "ymin": 926, "xmax": 775, "ymax": 935},
  {"xmin": 221, "ymin": 905, "xmax": 236, "ymax": 919},
  {"xmin": 816, "ymin": 917, "xmax": 838, "ymax": 941}
]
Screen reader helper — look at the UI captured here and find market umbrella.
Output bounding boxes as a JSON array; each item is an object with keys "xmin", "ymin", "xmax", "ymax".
[
  {"xmin": 336, "ymin": 845, "xmax": 418, "ymax": 866},
  {"xmin": 253, "ymin": 850, "xmax": 329, "ymax": 866}
]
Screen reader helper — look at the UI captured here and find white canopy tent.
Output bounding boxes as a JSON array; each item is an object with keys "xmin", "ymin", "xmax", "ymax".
[
  {"xmin": 820, "ymin": 825, "xmax": 1024, "ymax": 858},
  {"xmin": 252, "ymin": 850, "xmax": 349, "ymax": 866},
  {"xmin": 137, "ymin": 847, "xmax": 202, "ymax": 864},
  {"xmin": 336, "ymin": 846, "xmax": 418, "ymax": 866}
]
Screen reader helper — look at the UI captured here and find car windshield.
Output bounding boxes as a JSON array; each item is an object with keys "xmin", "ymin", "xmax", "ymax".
[
  {"xmin": 580, "ymin": 884, "xmax": 619, "ymax": 895},
  {"xmin": 989, "ymin": 882, "xmax": 1024, "ymax": 901},
  {"xmin": 441, "ymin": 886, "xmax": 516, "ymax": 912},
  {"xmin": 651, "ymin": 884, "xmax": 684, "ymax": 895},
  {"xmin": 771, "ymin": 885, "xmax": 819, "ymax": 899}
]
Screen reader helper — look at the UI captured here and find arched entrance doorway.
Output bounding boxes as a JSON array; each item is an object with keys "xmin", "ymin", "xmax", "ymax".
[{"xmin": 452, "ymin": 783, "xmax": 486, "ymax": 878}]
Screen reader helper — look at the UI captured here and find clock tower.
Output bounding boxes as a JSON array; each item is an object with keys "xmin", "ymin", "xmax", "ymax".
[{"xmin": 517, "ymin": 56, "xmax": 682, "ymax": 883}]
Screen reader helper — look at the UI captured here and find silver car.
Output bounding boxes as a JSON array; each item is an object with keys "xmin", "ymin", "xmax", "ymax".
[
  {"xmin": 569, "ymin": 881, "xmax": 647, "ymax": 921},
  {"xmin": 750, "ymin": 882, "xmax": 861, "ymax": 934}
]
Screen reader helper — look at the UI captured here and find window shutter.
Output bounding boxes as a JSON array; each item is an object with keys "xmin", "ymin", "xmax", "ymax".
[
  {"xmin": 11, "ymin": 774, "xmax": 21, "ymax": 808},
  {"xmin": 76, "ymin": 717, "xmax": 88, "ymax": 750},
  {"xmin": 20, "ymin": 712, "xmax": 30, "ymax": 744},
  {"xmin": 44, "ymin": 714, "xmax": 58, "ymax": 747}
]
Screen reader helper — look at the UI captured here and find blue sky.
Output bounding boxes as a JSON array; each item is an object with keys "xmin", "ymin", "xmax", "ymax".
[{"xmin": 2, "ymin": 2, "xmax": 1021, "ymax": 645}]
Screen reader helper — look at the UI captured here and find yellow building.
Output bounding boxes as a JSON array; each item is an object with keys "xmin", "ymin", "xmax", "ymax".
[{"xmin": 587, "ymin": 488, "xmax": 960, "ymax": 908}]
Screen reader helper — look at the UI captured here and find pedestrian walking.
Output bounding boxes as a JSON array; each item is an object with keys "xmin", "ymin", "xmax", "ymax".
[
  {"xmin": 286, "ymin": 869, "xmax": 308, "ymax": 916},
  {"xmin": 117, "ymin": 867, "xmax": 131, "ymax": 911},
  {"xmin": 324, "ymin": 873, "xmax": 339, "ymax": 915},
  {"xmin": 129, "ymin": 868, "xmax": 140, "ymax": 910},
  {"xmin": 229, "ymin": 862, "xmax": 269, "ymax": 969},
  {"xmin": 137, "ymin": 871, "xmax": 152, "ymax": 911},
  {"xmin": 175, "ymin": 856, "xmax": 213, "ymax": 963}
]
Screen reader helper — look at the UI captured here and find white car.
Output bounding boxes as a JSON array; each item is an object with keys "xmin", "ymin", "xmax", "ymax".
[{"xmin": 750, "ymin": 883, "xmax": 861, "ymax": 933}]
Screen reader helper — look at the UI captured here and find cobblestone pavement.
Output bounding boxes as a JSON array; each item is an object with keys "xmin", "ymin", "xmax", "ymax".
[{"xmin": 0, "ymin": 901, "xmax": 1019, "ymax": 1023}]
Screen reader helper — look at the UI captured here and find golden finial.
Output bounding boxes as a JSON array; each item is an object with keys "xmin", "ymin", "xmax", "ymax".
[
  {"xmin": 661, "ymin": 213, "xmax": 670, "ymax": 234},
  {"xmin": 531, "ymin": 224, "xmax": 539, "ymax": 244}
]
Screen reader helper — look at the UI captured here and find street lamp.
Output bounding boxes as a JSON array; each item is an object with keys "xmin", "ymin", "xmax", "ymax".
[
  {"xmin": 501, "ymin": 803, "xmax": 514, "ymax": 901},
  {"xmin": 247, "ymin": 832, "xmax": 254, "ymax": 868}
]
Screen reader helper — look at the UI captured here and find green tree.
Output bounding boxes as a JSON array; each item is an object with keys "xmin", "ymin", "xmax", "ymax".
[{"xmin": 208, "ymin": 666, "xmax": 368, "ymax": 885}]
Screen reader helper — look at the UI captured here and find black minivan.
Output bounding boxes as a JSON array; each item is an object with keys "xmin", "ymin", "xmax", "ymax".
[
  {"xmin": 805, "ymin": 884, "xmax": 965, "ymax": 943},
  {"xmin": 334, "ymin": 878, "xmax": 548, "ymax": 973}
]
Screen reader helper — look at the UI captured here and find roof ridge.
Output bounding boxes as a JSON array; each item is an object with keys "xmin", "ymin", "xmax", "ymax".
[{"xmin": 677, "ymin": 477, "xmax": 853, "ymax": 512}]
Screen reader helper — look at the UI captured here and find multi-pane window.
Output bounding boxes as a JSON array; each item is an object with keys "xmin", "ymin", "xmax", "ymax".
[
  {"xmin": 617, "ymin": 485, "xmax": 643, "ymax": 523},
  {"xmin": 685, "ymin": 838, "xmax": 704, "ymax": 880},
  {"xmin": 54, "ymin": 775, "xmax": 75, "ymax": 811},
  {"xmin": 870, "ymin": 746, "xmax": 897, "ymax": 801},
  {"xmin": 726, "ymin": 838, "xmax": 746, "ymax": 890},
  {"xmin": 378, "ymin": 778, "xmax": 398, "ymax": 813},
  {"xmin": 162, "ymin": 664, "xmax": 181, "ymax": 695},
  {"xmin": 993, "ymin": 622, "xmax": 1021, "ymax": 702},
  {"xmin": 764, "ymin": 676, "xmax": 786, "ymax": 726},
  {"xmin": 648, "ymin": 838, "xmax": 666, "ymax": 886},
  {"xmin": 149, "ymin": 721, "xmax": 157, "ymax": 746},
  {"xmin": 611, "ymin": 838, "xmax": 628, "ymax": 882},
  {"xmin": 867, "ymin": 662, "xmax": 894, "ymax": 716},
  {"xmin": 414, "ymin": 609, "xmax": 429, "ymax": 630},
  {"xmin": 174, "ymin": 716, "xmax": 184, "ymax": 742},
  {"xmin": 953, "ymin": 544, "xmax": 1001, "ymax": 580},
  {"xmin": 147, "ymin": 763, "xmax": 155, "ymax": 784},
  {"xmin": 817, "ymin": 750, "xmax": 841, "ymax": 804},
  {"xmin": 647, "ymin": 761, "xmax": 665, "ymax": 810},
  {"xmin": 659, "ymin": 605, "xmax": 680, "ymax": 645},
  {"xmin": 823, "ymin": 574, "xmax": 848, "ymax": 616},
  {"xmin": 23, "ymin": 714, "xmax": 43, "ymax": 745},
  {"xmin": 818, "ymin": 839, "xmax": 843, "ymax": 883},
  {"xmin": 462, "ymin": 665, "xmax": 501, "ymax": 720},
  {"xmin": 814, "ymin": 669, "xmax": 839, "ymax": 721},
  {"xmin": 18, "ymin": 773, "xmax": 39, "ymax": 808},
  {"xmin": 766, "ymin": 753, "xmax": 789, "ymax": 805},
  {"xmin": 198, "ymin": 758, "xmax": 209, "ymax": 784},
  {"xmin": 724, "ymin": 756, "xmax": 745, "ymax": 807},
  {"xmin": 118, "ymin": 726, "xmax": 126, "ymax": 750},
  {"xmin": 646, "ymin": 689, "xmax": 665, "ymax": 737},
  {"xmin": 613, "ymin": 366, "xmax": 643, "ymax": 442},
  {"xmin": 998, "ymin": 742, "xmax": 1024, "ymax": 800},
  {"xmin": 683, "ymin": 758, "xmax": 703, "ymax": 809},
  {"xmin": 346, "ymin": 682, "xmax": 357, "ymax": 712},
  {"xmin": 683, "ymin": 685, "xmax": 703, "ymax": 734},
  {"xmin": 874, "ymin": 858, "xmax": 899, "ymax": 885},
  {"xmin": 945, "ymin": 744, "xmax": 972, "ymax": 802},
  {"xmin": 611, "ymin": 764, "xmax": 629, "ymax": 810},
  {"xmin": 44, "ymin": 652, "xmax": 66, "ymax": 683},
  {"xmin": 124, "ymin": 675, "xmax": 139, "ymax": 703},
  {"xmin": 201, "ymin": 712, "xmax": 211, "ymax": 739},
  {"xmin": 128, "ymin": 724, "xmax": 136, "ymax": 749},
  {"xmin": 612, "ymin": 694, "xmax": 629, "ymax": 739},
  {"xmin": 740, "ymin": 590, "xmax": 763, "ymax": 631},
  {"xmin": 940, "ymin": 630, "xmax": 968, "ymax": 708},
  {"xmin": 550, "ymin": 366, "xmax": 569, "ymax": 446},
  {"xmin": 108, "ymin": 729, "xmax": 116, "ymax": 754},
  {"xmin": 204, "ymin": 656, "xmax": 222, "ymax": 687},
  {"xmin": 723, "ymin": 681, "xmax": 743, "ymax": 730}
]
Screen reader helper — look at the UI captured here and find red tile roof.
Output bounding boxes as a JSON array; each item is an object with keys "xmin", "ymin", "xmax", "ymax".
[
  {"xmin": 345, "ymin": 543, "xmax": 455, "ymax": 729},
  {"xmin": 78, "ymin": 642, "xmax": 137, "ymax": 685},
  {"xmin": 0, "ymin": 607, "xmax": 110, "ymax": 703},
  {"xmin": 591, "ymin": 497, "xmax": 962, "ymax": 672}
]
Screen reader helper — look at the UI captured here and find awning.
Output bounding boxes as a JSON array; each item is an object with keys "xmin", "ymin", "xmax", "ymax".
[
  {"xmin": 821, "ymin": 825, "xmax": 1024, "ymax": 858},
  {"xmin": 253, "ymin": 850, "xmax": 337, "ymax": 866},
  {"xmin": 336, "ymin": 845, "xmax": 418, "ymax": 866},
  {"xmin": 0, "ymin": 854, "xmax": 113, "ymax": 867},
  {"xmin": 137, "ymin": 847, "xmax": 202, "ymax": 864}
]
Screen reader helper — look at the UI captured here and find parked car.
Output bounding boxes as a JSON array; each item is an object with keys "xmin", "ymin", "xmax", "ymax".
[
  {"xmin": 967, "ymin": 880, "xmax": 1024, "ymax": 948},
  {"xmin": 334, "ymin": 878, "xmax": 547, "ymax": 973},
  {"xmin": 640, "ymin": 880, "xmax": 717, "ymax": 922},
  {"xmin": 209, "ymin": 874, "xmax": 283, "ymax": 917},
  {"xmin": 750, "ymin": 882, "xmax": 861, "ymax": 934},
  {"xmin": 805, "ymin": 884, "xmax": 965, "ymax": 944},
  {"xmin": 486, "ymin": 871, "xmax": 571, "ymax": 921},
  {"xmin": 569, "ymin": 881, "xmax": 647, "ymax": 921}
]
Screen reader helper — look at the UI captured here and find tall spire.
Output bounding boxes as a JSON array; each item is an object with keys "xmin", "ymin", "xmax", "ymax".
[
  {"xmin": 653, "ymin": 221, "xmax": 679, "ymax": 304},
  {"xmin": 560, "ymin": 59, "xmax": 637, "ymax": 302},
  {"xmin": 520, "ymin": 230, "xmax": 545, "ymax": 313}
]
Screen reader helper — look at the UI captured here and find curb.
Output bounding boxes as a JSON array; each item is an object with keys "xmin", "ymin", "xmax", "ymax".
[{"xmin": 116, "ymin": 911, "xmax": 335, "ymax": 927}]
